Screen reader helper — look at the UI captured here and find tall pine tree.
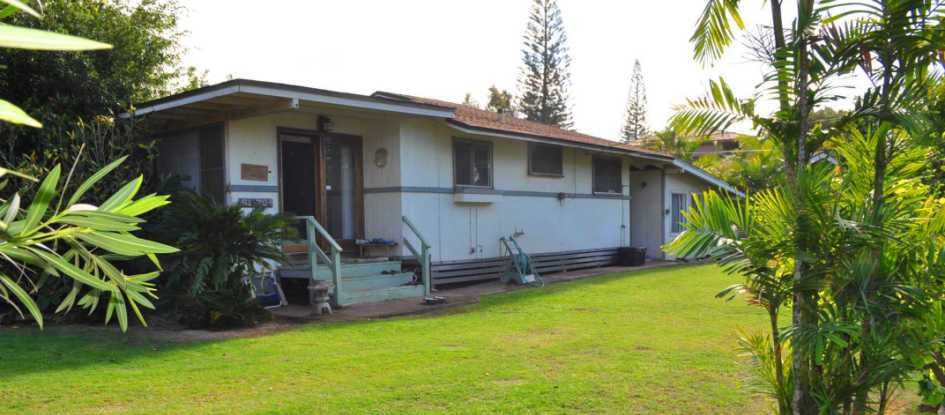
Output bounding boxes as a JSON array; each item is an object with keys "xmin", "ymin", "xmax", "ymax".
[
  {"xmin": 517, "ymin": 0, "xmax": 573, "ymax": 128},
  {"xmin": 621, "ymin": 60, "xmax": 648, "ymax": 142}
]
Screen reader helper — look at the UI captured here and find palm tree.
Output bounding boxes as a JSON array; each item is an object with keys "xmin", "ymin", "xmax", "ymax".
[
  {"xmin": 673, "ymin": 1, "xmax": 945, "ymax": 413},
  {"xmin": 675, "ymin": 2, "xmax": 842, "ymax": 411},
  {"xmin": 668, "ymin": 131, "xmax": 945, "ymax": 413}
]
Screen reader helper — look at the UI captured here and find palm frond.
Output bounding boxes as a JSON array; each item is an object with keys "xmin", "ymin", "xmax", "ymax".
[
  {"xmin": 691, "ymin": 0, "xmax": 745, "ymax": 64},
  {"xmin": 671, "ymin": 78, "xmax": 756, "ymax": 137}
]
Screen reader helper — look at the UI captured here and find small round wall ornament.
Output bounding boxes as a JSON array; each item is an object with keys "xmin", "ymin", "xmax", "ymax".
[{"xmin": 374, "ymin": 148, "xmax": 389, "ymax": 168}]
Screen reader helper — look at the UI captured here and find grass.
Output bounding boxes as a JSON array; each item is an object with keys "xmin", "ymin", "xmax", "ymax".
[{"xmin": 0, "ymin": 265, "xmax": 774, "ymax": 414}]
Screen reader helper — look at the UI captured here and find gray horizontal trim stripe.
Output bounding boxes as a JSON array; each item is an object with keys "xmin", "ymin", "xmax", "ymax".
[
  {"xmin": 229, "ymin": 184, "xmax": 280, "ymax": 193},
  {"xmin": 364, "ymin": 186, "xmax": 630, "ymax": 200},
  {"xmin": 364, "ymin": 186, "xmax": 453, "ymax": 194}
]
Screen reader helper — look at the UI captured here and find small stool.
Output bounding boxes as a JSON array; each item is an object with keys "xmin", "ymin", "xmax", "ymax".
[{"xmin": 308, "ymin": 282, "xmax": 332, "ymax": 315}]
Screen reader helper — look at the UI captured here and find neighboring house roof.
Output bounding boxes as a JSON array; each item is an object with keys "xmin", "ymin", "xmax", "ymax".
[
  {"xmin": 633, "ymin": 130, "xmax": 742, "ymax": 159},
  {"xmin": 637, "ymin": 130, "xmax": 740, "ymax": 145},
  {"xmin": 810, "ymin": 150, "xmax": 838, "ymax": 165},
  {"xmin": 705, "ymin": 131, "xmax": 740, "ymax": 143}
]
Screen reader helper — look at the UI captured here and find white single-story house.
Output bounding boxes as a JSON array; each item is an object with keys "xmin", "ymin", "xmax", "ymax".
[{"xmin": 134, "ymin": 79, "xmax": 741, "ymax": 305}]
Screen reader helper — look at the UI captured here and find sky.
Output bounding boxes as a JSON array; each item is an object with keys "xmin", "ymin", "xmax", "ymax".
[{"xmin": 178, "ymin": 1, "xmax": 789, "ymax": 140}]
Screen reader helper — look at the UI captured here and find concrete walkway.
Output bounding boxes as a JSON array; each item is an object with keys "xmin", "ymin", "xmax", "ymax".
[{"xmin": 272, "ymin": 260, "xmax": 679, "ymax": 322}]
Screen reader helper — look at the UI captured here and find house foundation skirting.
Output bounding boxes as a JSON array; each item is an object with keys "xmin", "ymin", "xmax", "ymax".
[{"xmin": 403, "ymin": 247, "xmax": 622, "ymax": 287}]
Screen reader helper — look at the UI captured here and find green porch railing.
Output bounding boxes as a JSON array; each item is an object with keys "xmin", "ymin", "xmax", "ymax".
[
  {"xmin": 402, "ymin": 215, "xmax": 432, "ymax": 297},
  {"xmin": 295, "ymin": 216, "xmax": 343, "ymax": 306}
]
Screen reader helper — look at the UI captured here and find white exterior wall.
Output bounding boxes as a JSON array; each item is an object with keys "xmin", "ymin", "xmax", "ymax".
[
  {"xmin": 164, "ymin": 110, "xmax": 713, "ymax": 264},
  {"xmin": 396, "ymin": 119, "xmax": 631, "ymax": 262},
  {"xmin": 362, "ymin": 121, "xmax": 404, "ymax": 247},
  {"xmin": 222, "ymin": 111, "xmax": 404, "ymax": 245},
  {"xmin": 629, "ymin": 169, "xmax": 665, "ymax": 259},
  {"xmin": 663, "ymin": 170, "xmax": 712, "ymax": 259},
  {"xmin": 225, "ymin": 113, "xmax": 313, "ymax": 215}
]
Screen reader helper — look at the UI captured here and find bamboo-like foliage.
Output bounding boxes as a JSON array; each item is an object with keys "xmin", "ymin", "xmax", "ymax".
[
  {"xmin": 0, "ymin": 2, "xmax": 175, "ymax": 332},
  {"xmin": 1, "ymin": 158, "xmax": 177, "ymax": 331}
]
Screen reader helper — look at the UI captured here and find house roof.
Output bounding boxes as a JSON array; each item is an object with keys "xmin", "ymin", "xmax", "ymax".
[
  {"xmin": 128, "ymin": 79, "xmax": 741, "ymax": 195},
  {"xmin": 371, "ymin": 91, "xmax": 670, "ymax": 160},
  {"xmin": 129, "ymin": 79, "xmax": 456, "ymax": 119}
]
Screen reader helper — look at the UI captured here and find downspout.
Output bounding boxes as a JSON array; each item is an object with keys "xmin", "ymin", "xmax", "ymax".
[
  {"xmin": 223, "ymin": 116, "xmax": 231, "ymax": 204},
  {"xmin": 660, "ymin": 167, "xmax": 666, "ymax": 259}
]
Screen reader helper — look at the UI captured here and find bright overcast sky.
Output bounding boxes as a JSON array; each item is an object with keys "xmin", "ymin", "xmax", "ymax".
[{"xmin": 179, "ymin": 1, "xmax": 787, "ymax": 140}]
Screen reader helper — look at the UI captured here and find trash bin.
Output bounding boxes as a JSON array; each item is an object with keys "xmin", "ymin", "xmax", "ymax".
[{"xmin": 618, "ymin": 247, "xmax": 647, "ymax": 266}]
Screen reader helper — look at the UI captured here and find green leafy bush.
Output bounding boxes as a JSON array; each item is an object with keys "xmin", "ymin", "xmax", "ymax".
[
  {"xmin": 148, "ymin": 191, "xmax": 293, "ymax": 329},
  {"xmin": 0, "ymin": 0, "xmax": 188, "ymax": 169},
  {"xmin": 17, "ymin": 116, "xmax": 159, "ymax": 201}
]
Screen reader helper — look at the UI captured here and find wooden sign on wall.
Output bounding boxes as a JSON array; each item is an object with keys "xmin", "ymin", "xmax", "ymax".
[{"xmin": 241, "ymin": 164, "xmax": 269, "ymax": 181}]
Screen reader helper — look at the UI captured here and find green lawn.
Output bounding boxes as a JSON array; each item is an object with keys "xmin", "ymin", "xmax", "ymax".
[{"xmin": 0, "ymin": 265, "xmax": 773, "ymax": 414}]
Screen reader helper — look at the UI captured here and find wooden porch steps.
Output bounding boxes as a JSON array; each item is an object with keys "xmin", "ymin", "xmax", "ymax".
[{"xmin": 275, "ymin": 260, "xmax": 424, "ymax": 306}]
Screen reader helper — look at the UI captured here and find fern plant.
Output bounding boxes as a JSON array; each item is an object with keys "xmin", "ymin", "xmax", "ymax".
[{"xmin": 147, "ymin": 191, "xmax": 293, "ymax": 328}]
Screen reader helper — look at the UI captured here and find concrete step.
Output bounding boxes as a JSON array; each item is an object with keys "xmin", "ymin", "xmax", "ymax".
[
  {"xmin": 337, "ymin": 284, "xmax": 426, "ymax": 306},
  {"xmin": 278, "ymin": 260, "xmax": 402, "ymax": 280},
  {"xmin": 340, "ymin": 271, "xmax": 416, "ymax": 291}
]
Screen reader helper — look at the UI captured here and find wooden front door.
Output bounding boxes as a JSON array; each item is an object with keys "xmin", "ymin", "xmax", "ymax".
[{"xmin": 279, "ymin": 128, "xmax": 363, "ymax": 251}]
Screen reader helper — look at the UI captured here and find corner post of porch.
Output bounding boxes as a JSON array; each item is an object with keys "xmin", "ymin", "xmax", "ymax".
[
  {"xmin": 305, "ymin": 219, "xmax": 319, "ymax": 284},
  {"xmin": 331, "ymin": 246, "xmax": 342, "ymax": 306},
  {"xmin": 422, "ymin": 247, "xmax": 432, "ymax": 297}
]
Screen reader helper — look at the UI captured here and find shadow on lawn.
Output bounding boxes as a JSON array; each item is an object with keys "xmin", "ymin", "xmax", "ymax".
[{"xmin": 0, "ymin": 264, "xmax": 699, "ymax": 380}]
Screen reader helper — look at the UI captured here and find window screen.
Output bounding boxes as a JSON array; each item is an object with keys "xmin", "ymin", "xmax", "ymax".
[
  {"xmin": 528, "ymin": 143, "xmax": 563, "ymax": 176},
  {"xmin": 592, "ymin": 157, "xmax": 622, "ymax": 193},
  {"xmin": 671, "ymin": 193, "xmax": 689, "ymax": 233},
  {"xmin": 454, "ymin": 140, "xmax": 492, "ymax": 187},
  {"xmin": 198, "ymin": 123, "xmax": 225, "ymax": 203}
]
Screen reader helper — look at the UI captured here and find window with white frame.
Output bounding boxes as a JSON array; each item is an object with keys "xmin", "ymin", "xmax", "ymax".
[{"xmin": 454, "ymin": 139, "xmax": 492, "ymax": 187}]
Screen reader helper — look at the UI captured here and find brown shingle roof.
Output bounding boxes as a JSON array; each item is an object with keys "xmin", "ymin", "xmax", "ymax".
[{"xmin": 371, "ymin": 91, "xmax": 670, "ymax": 159}]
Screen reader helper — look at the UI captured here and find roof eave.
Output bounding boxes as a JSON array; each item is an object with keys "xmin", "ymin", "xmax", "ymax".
[
  {"xmin": 446, "ymin": 119, "xmax": 673, "ymax": 162},
  {"xmin": 672, "ymin": 159, "xmax": 745, "ymax": 197},
  {"xmin": 127, "ymin": 79, "xmax": 456, "ymax": 119}
]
